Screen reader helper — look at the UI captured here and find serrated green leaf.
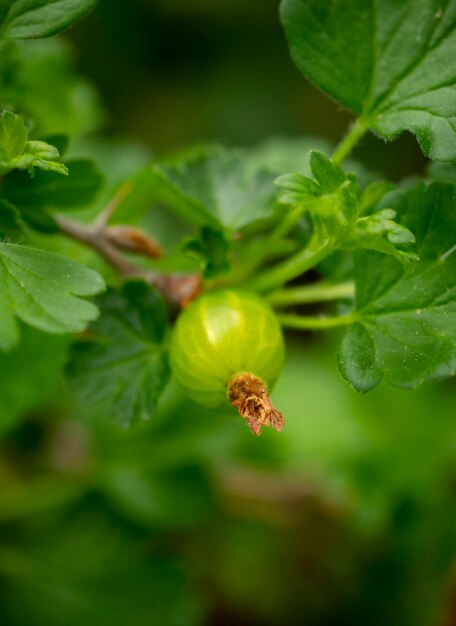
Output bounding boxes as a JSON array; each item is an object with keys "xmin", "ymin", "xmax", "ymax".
[
  {"xmin": 0, "ymin": 0, "xmax": 98, "ymax": 40},
  {"xmin": 281, "ymin": 0, "xmax": 456, "ymax": 161},
  {"xmin": 153, "ymin": 147, "xmax": 278, "ymax": 232},
  {"xmin": 3, "ymin": 159, "xmax": 103, "ymax": 210},
  {"xmin": 0, "ymin": 243, "xmax": 105, "ymax": 350},
  {"xmin": 338, "ymin": 182, "xmax": 456, "ymax": 391},
  {"xmin": 67, "ymin": 281, "xmax": 170, "ymax": 426}
]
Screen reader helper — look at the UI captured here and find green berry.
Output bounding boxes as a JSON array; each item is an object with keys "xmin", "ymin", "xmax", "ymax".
[{"xmin": 170, "ymin": 289, "xmax": 285, "ymax": 435}]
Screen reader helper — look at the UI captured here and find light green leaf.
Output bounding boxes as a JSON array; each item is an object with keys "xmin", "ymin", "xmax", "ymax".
[
  {"xmin": 0, "ymin": 0, "xmax": 98, "ymax": 40},
  {"xmin": 0, "ymin": 111, "xmax": 68, "ymax": 175},
  {"xmin": 338, "ymin": 182, "xmax": 456, "ymax": 391},
  {"xmin": 343, "ymin": 208, "xmax": 418, "ymax": 262},
  {"xmin": 281, "ymin": 0, "xmax": 456, "ymax": 161},
  {"xmin": 309, "ymin": 150, "xmax": 347, "ymax": 193},
  {"xmin": 0, "ymin": 110, "xmax": 27, "ymax": 159},
  {"xmin": 0, "ymin": 243, "xmax": 105, "ymax": 350},
  {"xmin": 67, "ymin": 281, "xmax": 170, "ymax": 426}
]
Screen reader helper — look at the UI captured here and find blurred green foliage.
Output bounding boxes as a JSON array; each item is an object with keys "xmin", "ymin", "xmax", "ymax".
[{"xmin": 1, "ymin": 2, "xmax": 456, "ymax": 625}]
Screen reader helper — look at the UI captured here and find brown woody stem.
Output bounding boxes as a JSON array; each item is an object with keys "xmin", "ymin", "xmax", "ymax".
[
  {"xmin": 228, "ymin": 372, "xmax": 284, "ymax": 436},
  {"xmin": 55, "ymin": 186, "xmax": 201, "ymax": 308}
]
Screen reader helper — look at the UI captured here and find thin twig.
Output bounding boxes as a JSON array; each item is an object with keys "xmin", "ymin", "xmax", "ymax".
[
  {"xmin": 55, "ymin": 215, "xmax": 135, "ymax": 275},
  {"xmin": 92, "ymin": 181, "xmax": 134, "ymax": 231},
  {"xmin": 55, "ymin": 213, "xmax": 201, "ymax": 308}
]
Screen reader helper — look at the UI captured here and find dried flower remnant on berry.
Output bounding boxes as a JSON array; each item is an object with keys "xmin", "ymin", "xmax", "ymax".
[{"xmin": 228, "ymin": 372, "xmax": 284, "ymax": 436}]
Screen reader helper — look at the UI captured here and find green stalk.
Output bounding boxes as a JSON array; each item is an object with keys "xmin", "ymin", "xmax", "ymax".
[
  {"xmin": 279, "ymin": 311, "xmax": 357, "ymax": 330},
  {"xmin": 248, "ymin": 239, "xmax": 332, "ymax": 293},
  {"xmin": 332, "ymin": 118, "xmax": 369, "ymax": 164},
  {"xmin": 268, "ymin": 280, "xmax": 355, "ymax": 307}
]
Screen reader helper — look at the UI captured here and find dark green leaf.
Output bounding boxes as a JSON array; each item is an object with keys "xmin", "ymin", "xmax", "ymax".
[
  {"xmin": 281, "ymin": 0, "xmax": 456, "ymax": 161},
  {"xmin": 0, "ymin": 243, "xmax": 105, "ymax": 350},
  {"xmin": 3, "ymin": 159, "xmax": 103, "ymax": 210},
  {"xmin": 0, "ymin": 0, "xmax": 98, "ymax": 40},
  {"xmin": 67, "ymin": 281, "xmax": 170, "ymax": 426},
  {"xmin": 338, "ymin": 182, "xmax": 456, "ymax": 391},
  {"xmin": 181, "ymin": 226, "xmax": 231, "ymax": 278}
]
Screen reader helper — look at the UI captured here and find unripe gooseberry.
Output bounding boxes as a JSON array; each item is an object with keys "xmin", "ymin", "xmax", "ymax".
[{"xmin": 169, "ymin": 289, "xmax": 285, "ymax": 435}]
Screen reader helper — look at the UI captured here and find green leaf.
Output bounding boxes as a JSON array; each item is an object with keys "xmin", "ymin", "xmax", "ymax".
[
  {"xmin": 343, "ymin": 208, "xmax": 418, "ymax": 262},
  {"xmin": 338, "ymin": 182, "xmax": 456, "ymax": 391},
  {"xmin": 0, "ymin": 0, "xmax": 98, "ymax": 40},
  {"xmin": 67, "ymin": 281, "xmax": 170, "ymax": 426},
  {"xmin": 0, "ymin": 111, "xmax": 68, "ymax": 175},
  {"xmin": 0, "ymin": 243, "xmax": 105, "ymax": 350},
  {"xmin": 153, "ymin": 146, "xmax": 278, "ymax": 232},
  {"xmin": 274, "ymin": 172, "xmax": 321, "ymax": 205},
  {"xmin": 276, "ymin": 154, "xmax": 416, "ymax": 262},
  {"xmin": 281, "ymin": 0, "xmax": 456, "ymax": 161},
  {"xmin": 0, "ymin": 110, "xmax": 27, "ymax": 159},
  {"xmin": 181, "ymin": 226, "xmax": 231, "ymax": 279},
  {"xmin": 309, "ymin": 150, "xmax": 347, "ymax": 193},
  {"xmin": 337, "ymin": 323, "xmax": 383, "ymax": 393},
  {"xmin": 2, "ymin": 159, "xmax": 103, "ymax": 210}
]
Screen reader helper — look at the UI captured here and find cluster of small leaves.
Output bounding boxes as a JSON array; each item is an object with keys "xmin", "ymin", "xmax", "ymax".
[
  {"xmin": 276, "ymin": 151, "xmax": 417, "ymax": 262},
  {"xmin": 0, "ymin": 110, "xmax": 67, "ymax": 175}
]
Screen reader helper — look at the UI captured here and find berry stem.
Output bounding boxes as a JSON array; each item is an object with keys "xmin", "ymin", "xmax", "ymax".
[
  {"xmin": 332, "ymin": 117, "xmax": 369, "ymax": 164},
  {"xmin": 278, "ymin": 311, "xmax": 357, "ymax": 330},
  {"xmin": 267, "ymin": 280, "xmax": 355, "ymax": 307}
]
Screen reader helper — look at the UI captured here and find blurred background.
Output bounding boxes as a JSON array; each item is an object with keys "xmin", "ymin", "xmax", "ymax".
[{"xmin": 1, "ymin": 1, "xmax": 456, "ymax": 625}]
